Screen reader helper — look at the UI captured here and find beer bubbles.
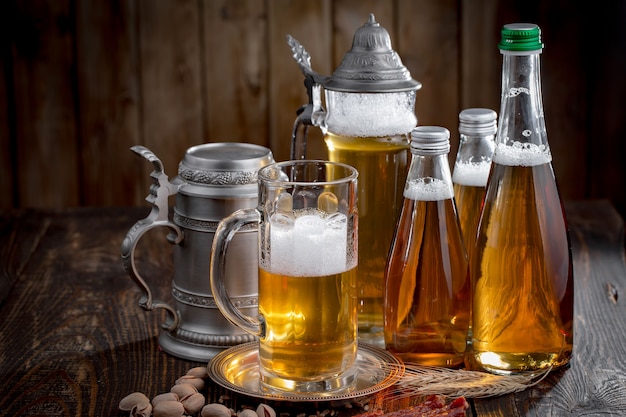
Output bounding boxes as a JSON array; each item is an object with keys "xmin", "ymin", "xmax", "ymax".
[{"xmin": 267, "ymin": 202, "xmax": 353, "ymax": 278}]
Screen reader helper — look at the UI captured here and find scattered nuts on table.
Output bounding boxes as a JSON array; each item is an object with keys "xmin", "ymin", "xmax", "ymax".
[{"xmin": 119, "ymin": 366, "xmax": 376, "ymax": 417}]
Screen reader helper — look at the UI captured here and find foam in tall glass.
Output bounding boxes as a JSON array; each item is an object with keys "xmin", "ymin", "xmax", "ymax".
[{"xmin": 210, "ymin": 160, "xmax": 359, "ymax": 394}]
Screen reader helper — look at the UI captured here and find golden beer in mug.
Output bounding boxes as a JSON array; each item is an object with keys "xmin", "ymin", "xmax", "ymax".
[{"xmin": 211, "ymin": 161, "xmax": 359, "ymax": 394}]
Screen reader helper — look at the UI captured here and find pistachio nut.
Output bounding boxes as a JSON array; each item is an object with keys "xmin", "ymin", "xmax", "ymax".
[
  {"xmin": 238, "ymin": 409, "xmax": 258, "ymax": 417},
  {"xmin": 119, "ymin": 392, "xmax": 150, "ymax": 411},
  {"xmin": 152, "ymin": 392, "xmax": 179, "ymax": 407},
  {"xmin": 201, "ymin": 403, "xmax": 232, "ymax": 417},
  {"xmin": 182, "ymin": 392, "xmax": 206, "ymax": 414},
  {"xmin": 170, "ymin": 382, "xmax": 197, "ymax": 399},
  {"xmin": 175, "ymin": 374, "xmax": 205, "ymax": 390},
  {"xmin": 130, "ymin": 402, "xmax": 152, "ymax": 417},
  {"xmin": 153, "ymin": 400, "xmax": 185, "ymax": 417},
  {"xmin": 186, "ymin": 366, "xmax": 209, "ymax": 379},
  {"xmin": 257, "ymin": 404, "xmax": 276, "ymax": 417}
]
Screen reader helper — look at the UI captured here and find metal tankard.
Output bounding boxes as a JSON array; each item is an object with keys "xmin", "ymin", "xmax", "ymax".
[{"xmin": 121, "ymin": 142, "xmax": 274, "ymax": 361}]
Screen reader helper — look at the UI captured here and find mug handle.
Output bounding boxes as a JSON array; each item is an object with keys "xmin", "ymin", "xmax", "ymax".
[
  {"xmin": 120, "ymin": 146, "xmax": 183, "ymax": 332},
  {"xmin": 210, "ymin": 208, "xmax": 264, "ymax": 338}
]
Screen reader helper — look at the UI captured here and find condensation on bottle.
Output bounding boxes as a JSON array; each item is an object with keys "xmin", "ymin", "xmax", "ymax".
[
  {"xmin": 452, "ymin": 108, "xmax": 497, "ymax": 262},
  {"xmin": 469, "ymin": 23, "xmax": 574, "ymax": 375},
  {"xmin": 384, "ymin": 126, "xmax": 471, "ymax": 368}
]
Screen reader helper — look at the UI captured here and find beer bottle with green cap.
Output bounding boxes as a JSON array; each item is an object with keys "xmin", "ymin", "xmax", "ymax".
[{"xmin": 469, "ymin": 23, "xmax": 574, "ymax": 375}]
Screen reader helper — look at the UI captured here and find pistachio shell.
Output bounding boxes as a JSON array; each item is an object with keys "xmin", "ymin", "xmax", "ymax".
[
  {"xmin": 186, "ymin": 366, "xmax": 209, "ymax": 379},
  {"xmin": 238, "ymin": 409, "xmax": 258, "ymax": 417},
  {"xmin": 170, "ymin": 382, "xmax": 197, "ymax": 398},
  {"xmin": 130, "ymin": 402, "xmax": 152, "ymax": 417},
  {"xmin": 257, "ymin": 404, "xmax": 276, "ymax": 417},
  {"xmin": 175, "ymin": 374, "xmax": 205, "ymax": 390},
  {"xmin": 119, "ymin": 392, "xmax": 150, "ymax": 411},
  {"xmin": 153, "ymin": 400, "xmax": 185, "ymax": 417},
  {"xmin": 182, "ymin": 392, "xmax": 206, "ymax": 414},
  {"xmin": 152, "ymin": 392, "xmax": 179, "ymax": 407},
  {"xmin": 202, "ymin": 403, "xmax": 232, "ymax": 417}
]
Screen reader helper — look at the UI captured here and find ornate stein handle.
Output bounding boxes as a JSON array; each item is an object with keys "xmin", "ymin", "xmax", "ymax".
[
  {"xmin": 120, "ymin": 146, "xmax": 183, "ymax": 332},
  {"xmin": 210, "ymin": 208, "xmax": 264, "ymax": 337},
  {"xmin": 287, "ymin": 35, "xmax": 327, "ymax": 160}
]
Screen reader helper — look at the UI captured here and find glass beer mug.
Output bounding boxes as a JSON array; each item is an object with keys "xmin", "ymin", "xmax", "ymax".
[
  {"xmin": 288, "ymin": 14, "xmax": 421, "ymax": 346},
  {"xmin": 210, "ymin": 160, "xmax": 359, "ymax": 394}
]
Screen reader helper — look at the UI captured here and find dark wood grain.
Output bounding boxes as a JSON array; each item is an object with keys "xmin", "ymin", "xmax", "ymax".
[
  {"xmin": 75, "ymin": 0, "xmax": 143, "ymax": 206},
  {"xmin": 0, "ymin": 201, "xmax": 624, "ymax": 416},
  {"xmin": 9, "ymin": 0, "xmax": 80, "ymax": 208},
  {"xmin": 1, "ymin": 1, "xmax": 626, "ymax": 221}
]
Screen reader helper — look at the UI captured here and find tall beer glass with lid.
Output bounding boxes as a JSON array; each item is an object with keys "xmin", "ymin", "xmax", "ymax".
[{"xmin": 288, "ymin": 14, "xmax": 421, "ymax": 346}]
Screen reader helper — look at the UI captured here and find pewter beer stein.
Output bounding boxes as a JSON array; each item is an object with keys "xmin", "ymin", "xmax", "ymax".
[
  {"xmin": 288, "ymin": 14, "xmax": 421, "ymax": 346},
  {"xmin": 121, "ymin": 142, "xmax": 274, "ymax": 361}
]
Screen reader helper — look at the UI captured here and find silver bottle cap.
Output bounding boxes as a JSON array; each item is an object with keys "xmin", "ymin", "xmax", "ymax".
[
  {"xmin": 410, "ymin": 126, "xmax": 451, "ymax": 155},
  {"xmin": 459, "ymin": 108, "xmax": 497, "ymax": 136}
]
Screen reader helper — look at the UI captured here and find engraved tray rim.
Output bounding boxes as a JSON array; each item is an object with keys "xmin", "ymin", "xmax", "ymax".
[{"xmin": 207, "ymin": 341, "xmax": 405, "ymax": 402}]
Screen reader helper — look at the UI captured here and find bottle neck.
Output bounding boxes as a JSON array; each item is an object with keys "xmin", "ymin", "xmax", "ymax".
[
  {"xmin": 405, "ymin": 153, "xmax": 454, "ymax": 201},
  {"xmin": 494, "ymin": 51, "xmax": 551, "ymax": 166},
  {"xmin": 456, "ymin": 133, "xmax": 496, "ymax": 163},
  {"xmin": 452, "ymin": 133, "xmax": 495, "ymax": 187}
]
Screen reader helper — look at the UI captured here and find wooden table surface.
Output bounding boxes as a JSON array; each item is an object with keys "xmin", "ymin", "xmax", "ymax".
[{"xmin": 1, "ymin": 200, "xmax": 625, "ymax": 416}]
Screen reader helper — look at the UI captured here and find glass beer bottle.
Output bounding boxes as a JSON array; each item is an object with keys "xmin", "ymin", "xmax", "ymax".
[
  {"xmin": 384, "ymin": 126, "xmax": 470, "ymax": 367},
  {"xmin": 452, "ymin": 108, "xmax": 497, "ymax": 262},
  {"xmin": 469, "ymin": 23, "xmax": 574, "ymax": 375}
]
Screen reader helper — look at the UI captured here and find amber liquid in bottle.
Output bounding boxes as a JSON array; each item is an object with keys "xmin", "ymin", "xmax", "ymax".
[
  {"xmin": 453, "ymin": 182, "xmax": 486, "ymax": 262},
  {"xmin": 471, "ymin": 158, "xmax": 574, "ymax": 374},
  {"xmin": 385, "ymin": 192, "xmax": 470, "ymax": 367}
]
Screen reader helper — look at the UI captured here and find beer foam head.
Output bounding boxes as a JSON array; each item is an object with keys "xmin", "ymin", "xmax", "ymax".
[
  {"xmin": 452, "ymin": 161, "xmax": 492, "ymax": 187},
  {"xmin": 404, "ymin": 178, "xmax": 453, "ymax": 201},
  {"xmin": 324, "ymin": 91, "xmax": 417, "ymax": 137},
  {"xmin": 267, "ymin": 209, "xmax": 354, "ymax": 277},
  {"xmin": 493, "ymin": 141, "xmax": 552, "ymax": 166}
]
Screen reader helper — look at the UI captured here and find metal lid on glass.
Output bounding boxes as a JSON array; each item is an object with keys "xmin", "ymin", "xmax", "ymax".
[{"xmin": 324, "ymin": 14, "xmax": 421, "ymax": 93}]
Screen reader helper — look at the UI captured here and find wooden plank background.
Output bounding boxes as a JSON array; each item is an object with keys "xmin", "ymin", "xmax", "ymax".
[{"xmin": 1, "ymin": 0, "xmax": 625, "ymax": 221}]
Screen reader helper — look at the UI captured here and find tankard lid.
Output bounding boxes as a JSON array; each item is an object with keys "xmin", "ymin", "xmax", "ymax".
[
  {"xmin": 324, "ymin": 14, "xmax": 421, "ymax": 93},
  {"xmin": 177, "ymin": 142, "xmax": 274, "ymax": 187}
]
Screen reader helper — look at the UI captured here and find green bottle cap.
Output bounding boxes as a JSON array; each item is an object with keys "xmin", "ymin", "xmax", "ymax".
[{"xmin": 498, "ymin": 23, "xmax": 544, "ymax": 51}]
